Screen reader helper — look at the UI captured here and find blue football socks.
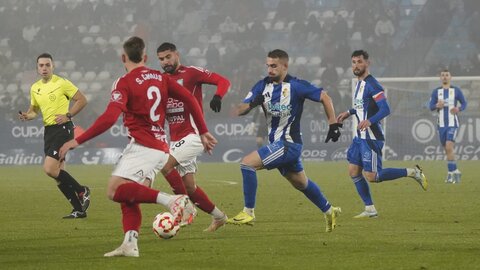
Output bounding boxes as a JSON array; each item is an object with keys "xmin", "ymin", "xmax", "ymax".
[
  {"xmin": 301, "ymin": 179, "xmax": 331, "ymax": 212},
  {"xmin": 241, "ymin": 164, "xmax": 257, "ymax": 208},
  {"xmin": 377, "ymin": 168, "xmax": 407, "ymax": 182},
  {"xmin": 352, "ymin": 175, "xmax": 373, "ymax": 206}
]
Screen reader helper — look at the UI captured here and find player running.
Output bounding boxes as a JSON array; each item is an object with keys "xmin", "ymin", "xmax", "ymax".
[
  {"xmin": 59, "ymin": 37, "xmax": 217, "ymax": 257},
  {"xmin": 142, "ymin": 42, "xmax": 230, "ymax": 232},
  {"xmin": 336, "ymin": 50, "xmax": 428, "ymax": 219},
  {"xmin": 227, "ymin": 49, "xmax": 342, "ymax": 232},
  {"xmin": 429, "ymin": 69, "xmax": 467, "ymax": 183}
]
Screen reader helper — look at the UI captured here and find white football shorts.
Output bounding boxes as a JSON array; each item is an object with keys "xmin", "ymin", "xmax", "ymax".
[
  {"xmin": 169, "ymin": 133, "xmax": 204, "ymax": 176},
  {"xmin": 144, "ymin": 133, "xmax": 204, "ymax": 184},
  {"xmin": 112, "ymin": 140, "xmax": 169, "ymax": 183}
]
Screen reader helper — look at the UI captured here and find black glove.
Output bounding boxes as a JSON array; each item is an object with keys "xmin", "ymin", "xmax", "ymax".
[
  {"xmin": 249, "ymin": 94, "xmax": 265, "ymax": 109},
  {"xmin": 210, "ymin": 95, "xmax": 222, "ymax": 112},
  {"xmin": 325, "ymin": 123, "xmax": 343, "ymax": 143}
]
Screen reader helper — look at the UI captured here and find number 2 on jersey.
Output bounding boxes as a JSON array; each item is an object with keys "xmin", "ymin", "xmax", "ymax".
[{"xmin": 147, "ymin": 86, "xmax": 161, "ymax": 122}]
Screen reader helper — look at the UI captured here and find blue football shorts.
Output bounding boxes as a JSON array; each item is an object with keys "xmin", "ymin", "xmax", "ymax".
[
  {"xmin": 347, "ymin": 137, "xmax": 384, "ymax": 173},
  {"xmin": 258, "ymin": 140, "xmax": 304, "ymax": 176},
  {"xmin": 438, "ymin": 127, "xmax": 457, "ymax": 146}
]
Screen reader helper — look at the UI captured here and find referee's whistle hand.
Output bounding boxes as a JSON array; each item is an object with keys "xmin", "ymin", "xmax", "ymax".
[{"xmin": 18, "ymin": 111, "xmax": 27, "ymax": 121}]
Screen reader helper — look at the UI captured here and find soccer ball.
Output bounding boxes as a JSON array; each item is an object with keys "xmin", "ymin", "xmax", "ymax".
[{"xmin": 152, "ymin": 212, "xmax": 180, "ymax": 239}]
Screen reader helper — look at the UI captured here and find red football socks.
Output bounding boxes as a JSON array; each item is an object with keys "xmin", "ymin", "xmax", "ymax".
[
  {"xmin": 189, "ymin": 186, "xmax": 215, "ymax": 213},
  {"xmin": 165, "ymin": 170, "xmax": 187, "ymax": 194},
  {"xmin": 113, "ymin": 182, "xmax": 158, "ymax": 203},
  {"xmin": 121, "ymin": 202, "xmax": 141, "ymax": 233}
]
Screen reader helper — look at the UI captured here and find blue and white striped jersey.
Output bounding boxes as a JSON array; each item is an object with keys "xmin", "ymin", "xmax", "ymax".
[
  {"xmin": 429, "ymin": 86, "xmax": 467, "ymax": 128},
  {"xmin": 351, "ymin": 75, "xmax": 388, "ymax": 141},
  {"xmin": 243, "ymin": 75, "xmax": 322, "ymax": 145}
]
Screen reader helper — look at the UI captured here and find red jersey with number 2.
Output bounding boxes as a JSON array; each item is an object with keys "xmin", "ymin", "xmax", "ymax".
[{"xmin": 109, "ymin": 66, "xmax": 171, "ymax": 152}]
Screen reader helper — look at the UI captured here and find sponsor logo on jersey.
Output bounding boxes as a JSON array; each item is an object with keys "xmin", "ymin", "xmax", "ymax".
[
  {"xmin": 267, "ymin": 102, "xmax": 292, "ymax": 117},
  {"xmin": 166, "ymin": 98, "xmax": 184, "ymax": 114}
]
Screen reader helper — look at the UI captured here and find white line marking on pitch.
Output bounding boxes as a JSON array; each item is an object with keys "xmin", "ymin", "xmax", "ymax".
[{"xmin": 210, "ymin": 180, "xmax": 238, "ymax": 185}]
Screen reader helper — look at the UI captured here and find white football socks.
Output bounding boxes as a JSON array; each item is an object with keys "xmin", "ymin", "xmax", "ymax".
[
  {"xmin": 123, "ymin": 230, "xmax": 138, "ymax": 245},
  {"xmin": 243, "ymin": 207, "xmax": 254, "ymax": 217},
  {"xmin": 156, "ymin": 192, "xmax": 172, "ymax": 206}
]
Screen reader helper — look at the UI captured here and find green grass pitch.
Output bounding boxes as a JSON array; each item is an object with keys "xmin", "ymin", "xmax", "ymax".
[{"xmin": 1, "ymin": 161, "xmax": 479, "ymax": 270}]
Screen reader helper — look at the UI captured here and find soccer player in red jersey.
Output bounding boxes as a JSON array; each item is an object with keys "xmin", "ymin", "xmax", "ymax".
[
  {"xmin": 59, "ymin": 37, "xmax": 217, "ymax": 257},
  {"xmin": 142, "ymin": 42, "xmax": 230, "ymax": 232}
]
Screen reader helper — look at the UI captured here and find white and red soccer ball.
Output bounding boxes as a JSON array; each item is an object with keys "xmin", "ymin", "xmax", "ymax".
[{"xmin": 152, "ymin": 212, "xmax": 180, "ymax": 239}]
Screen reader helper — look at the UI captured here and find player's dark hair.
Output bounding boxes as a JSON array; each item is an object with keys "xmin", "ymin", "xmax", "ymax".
[
  {"xmin": 351, "ymin": 50, "xmax": 369, "ymax": 59},
  {"xmin": 123, "ymin": 36, "xmax": 145, "ymax": 63},
  {"xmin": 157, "ymin": 42, "xmax": 177, "ymax": 53},
  {"xmin": 441, "ymin": 68, "xmax": 450, "ymax": 73},
  {"xmin": 37, "ymin": 53, "xmax": 53, "ymax": 63},
  {"xmin": 268, "ymin": 49, "xmax": 289, "ymax": 61}
]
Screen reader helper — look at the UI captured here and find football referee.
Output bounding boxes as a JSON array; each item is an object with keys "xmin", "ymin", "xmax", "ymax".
[{"xmin": 19, "ymin": 53, "xmax": 90, "ymax": 219}]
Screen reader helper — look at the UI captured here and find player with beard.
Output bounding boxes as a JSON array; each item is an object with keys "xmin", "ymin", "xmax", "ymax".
[
  {"xmin": 336, "ymin": 50, "xmax": 428, "ymax": 219},
  {"xmin": 226, "ymin": 49, "xmax": 342, "ymax": 233},
  {"xmin": 142, "ymin": 42, "xmax": 230, "ymax": 232},
  {"xmin": 59, "ymin": 37, "xmax": 216, "ymax": 257}
]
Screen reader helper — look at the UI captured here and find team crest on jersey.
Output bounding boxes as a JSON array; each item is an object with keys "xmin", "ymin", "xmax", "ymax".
[
  {"xmin": 111, "ymin": 91, "xmax": 123, "ymax": 103},
  {"xmin": 49, "ymin": 94, "xmax": 56, "ymax": 101},
  {"xmin": 282, "ymin": 88, "xmax": 289, "ymax": 97}
]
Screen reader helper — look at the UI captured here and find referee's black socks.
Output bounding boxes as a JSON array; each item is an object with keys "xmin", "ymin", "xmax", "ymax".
[
  {"xmin": 57, "ymin": 182, "xmax": 83, "ymax": 212},
  {"xmin": 56, "ymin": 170, "xmax": 84, "ymax": 193}
]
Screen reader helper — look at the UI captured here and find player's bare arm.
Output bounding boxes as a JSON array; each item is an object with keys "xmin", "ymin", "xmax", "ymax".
[
  {"xmin": 200, "ymin": 132, "xmax": 218, "ymax": 155},
  {"xmin": 55, "ymin": 90, "xmax": 88, "ymax": 124},
  {"xmin": 237, "ymin": 103, "xmax": 251, "ymax": 116},
  {"xmin": 357, "ymin": 119, "xmax": 372, "ymax": 131},
  {"xmin": 436, "ymin": 99, "xmax": 444, "ymax": 109},
  {"xmin": 336, "ymin": 111, "xmax": 351, "ymax": 123},
  {"xmin": 238, "ymin": 93, "xmax": 264, "ymax": 116},
  {"xmin": 320, "ymin": 92, "xmax": 336, "ymax": 124}
]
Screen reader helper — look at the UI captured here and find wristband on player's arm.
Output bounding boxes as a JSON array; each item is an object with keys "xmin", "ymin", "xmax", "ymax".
[{"xmin": 348, "ymin": 108, "xmax": 356, "ymax": 115}]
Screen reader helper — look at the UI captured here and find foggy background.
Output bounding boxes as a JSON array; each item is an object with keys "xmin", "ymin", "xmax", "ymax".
[{"xmin": 0, "ymin": 0, "xmax": 479, "ymax": 164}]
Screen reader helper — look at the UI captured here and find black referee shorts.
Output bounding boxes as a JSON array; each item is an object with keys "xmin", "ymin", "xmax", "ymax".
[{"xmin": 44, "ymin": 121, "xmax": 74, "ymax": 160}]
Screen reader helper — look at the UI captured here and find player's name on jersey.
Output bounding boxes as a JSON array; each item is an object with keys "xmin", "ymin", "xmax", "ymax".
[{"xmin": 135, "ymin": 72, "xmax": 163, "ymax": 85}]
